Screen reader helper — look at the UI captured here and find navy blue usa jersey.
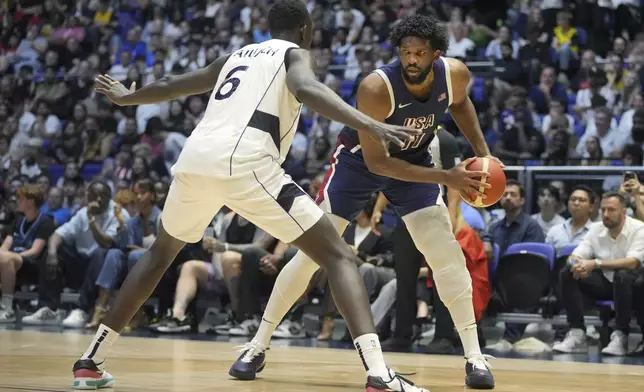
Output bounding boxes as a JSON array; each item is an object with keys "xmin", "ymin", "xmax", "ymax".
[{"xmin": 337, "ymin": 57, "xmax": 453, "ymax": 165}]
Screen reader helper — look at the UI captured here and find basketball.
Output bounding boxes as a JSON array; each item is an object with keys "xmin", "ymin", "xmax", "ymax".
[{"xmin": 459, "ymin": 157, "xmax": 506, "ymax": 208}]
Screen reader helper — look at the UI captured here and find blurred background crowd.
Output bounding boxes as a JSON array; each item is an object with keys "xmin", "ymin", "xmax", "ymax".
[{"xmin": 1, "ymin": 0, "xmax": 644, "ymax": 360}]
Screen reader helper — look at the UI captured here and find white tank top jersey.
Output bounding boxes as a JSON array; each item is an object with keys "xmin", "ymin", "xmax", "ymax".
[{"xmin": 172, "ymin": 39, "xmax": 303, "ymax": 178}]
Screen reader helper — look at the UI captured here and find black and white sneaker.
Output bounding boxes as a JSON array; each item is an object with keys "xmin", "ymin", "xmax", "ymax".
[
  {"xmin": 465, "ymin": 355, "xmax": 495, "ymax": 389},
  {"xmin": 272, "ymin": 319, "xmax": 305, "ymax": 339},
  {"xmin": 229, "ymin": 317, "xmax": 259, "ymax": 336},
  {"xmin": 365, "ymin": 368, "xmax": 429, "ymax": 392},
  {"xmin": 151, "ymin": 317, "xmax": 192, "ymax": 334}
]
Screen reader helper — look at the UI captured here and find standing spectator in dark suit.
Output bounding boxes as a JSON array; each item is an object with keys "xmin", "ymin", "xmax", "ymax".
[{"xmin": 0, "ymin": 184, "xmax": 55, "ymax": 322}]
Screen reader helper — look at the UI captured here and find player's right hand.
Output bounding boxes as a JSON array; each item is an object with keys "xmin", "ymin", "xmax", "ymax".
[
  {"xmin": 366, "ymin": 121, "xmax": 421, "ymax": 153},
  {"xmin": 444, "ymin": 157, "xmax": 490, "ymax": 197},
  {"xmin": 94, "ymin": 74, "xmax": 136, "ymax": 106}
]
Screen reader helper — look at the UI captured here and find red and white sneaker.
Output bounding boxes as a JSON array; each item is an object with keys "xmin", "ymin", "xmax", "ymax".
[
  {"xmin": 365, "ymin": 368, "xmax": 430, "ymax": 392},
  {"xmin": 72, "ymin": 359, "xmax": 115, "ymax": 390}
]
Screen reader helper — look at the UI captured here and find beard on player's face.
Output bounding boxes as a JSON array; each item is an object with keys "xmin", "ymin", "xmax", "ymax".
[{"xmin": 402, "ymin": 62, "xmax": 432, "ymax": 85}]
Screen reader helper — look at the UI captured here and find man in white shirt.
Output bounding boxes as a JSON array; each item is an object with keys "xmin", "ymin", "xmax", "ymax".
[
  {"xmin": 575, "ymin": 107, "xmax": 628, "ymax": 158},
  {"xmin": 553, "ymin": 192, "xmax": 644, "ymax": 356}
]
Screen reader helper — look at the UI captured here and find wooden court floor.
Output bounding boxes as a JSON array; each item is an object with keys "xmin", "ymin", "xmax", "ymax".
[{"xmin": 1, "ymin": 331, "xmax": 643, "ymax": 391}]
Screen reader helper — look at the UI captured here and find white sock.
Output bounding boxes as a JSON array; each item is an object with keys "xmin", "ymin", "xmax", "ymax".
[
  {"xmin": 1, "ymin": 294, "xmax": 13, "ymax": 310},
  {"xmin": 354, "ymin": 333, "xmax": 388, "ymax": 378},
  {"xmin": 252, "ymin": 251, "xmax": 320, "ymax": 347},
  {"xmin": 81, "ymin": 324, "xmax": 119, "ymax": 365},
  {"xmin": 458, "ymin": 323, "xmax": 482, "ymax": 359}
]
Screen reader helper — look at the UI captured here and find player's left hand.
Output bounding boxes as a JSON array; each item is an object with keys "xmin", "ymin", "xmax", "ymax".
[
  {"xmin": 94, "ymin": 74, "xmax": 136, "ymax": 106},
  {"xmin": 483, "ymin": 154, "xmax": 505, "ymax": 168}
]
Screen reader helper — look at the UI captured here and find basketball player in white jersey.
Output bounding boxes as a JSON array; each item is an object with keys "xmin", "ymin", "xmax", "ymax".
[{"xmin": 67, "ymin": 1, "xmax": 485, "ymax": 391}]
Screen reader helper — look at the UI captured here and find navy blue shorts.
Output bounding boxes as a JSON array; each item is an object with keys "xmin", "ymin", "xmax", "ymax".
[{"xmin": 316, "ymin": 146, "xmax": 441, "ymax": 222}]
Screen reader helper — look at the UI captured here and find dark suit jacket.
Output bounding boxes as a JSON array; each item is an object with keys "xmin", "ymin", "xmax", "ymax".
[{"xmin": 343, "ymin": 223, "xmax": 394, "ymax": 268}]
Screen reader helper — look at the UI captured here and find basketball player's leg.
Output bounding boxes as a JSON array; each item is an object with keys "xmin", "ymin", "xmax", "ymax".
[
  {"xmin": 384, "ymin": 181, "xmax": 494, "ymax": 389},
  {"xmin": 245, "ymin": 146, "xmax": 383, "ymax": 346},
  {"xmin": 248, "ymin": 147, "xmax": 382, "ymax": 349},
  {"xmin": 226, "ymin": 165, "xmax": 427, "ymax": 392},
  {"xmin": 252, "ymin": 213, "xmax": 348, "ymax": 347},
  {"xmin": 71, "ymin": 173, "xmax": 224, "ymax": 390}
]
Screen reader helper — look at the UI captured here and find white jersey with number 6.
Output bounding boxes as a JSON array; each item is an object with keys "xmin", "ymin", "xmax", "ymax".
[{"xmin": 172, "ymin": 39, "xmax": 302, "ymax": 178}]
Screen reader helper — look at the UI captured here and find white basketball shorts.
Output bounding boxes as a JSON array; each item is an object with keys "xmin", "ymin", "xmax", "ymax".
[{"xmin": 162, "ymin": 162, "xmax": 323, "ymax": 244}]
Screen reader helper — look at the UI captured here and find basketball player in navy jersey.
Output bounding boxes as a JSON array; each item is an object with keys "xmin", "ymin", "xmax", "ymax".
[
  {"xmin": 232, "ymin": 15, "xmax": 498, "ymax": 389},
  {"xmin": 68, "ymin": 2, "xmax": 490, "ymax": 391}
]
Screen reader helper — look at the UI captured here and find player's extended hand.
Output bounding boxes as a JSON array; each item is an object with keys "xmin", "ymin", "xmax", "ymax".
[
  {"xmin": 94, "ymin": 74, "xmax": 136, "ymax": 106},
  {"xmin": 366, "ymin": 120, "xmax": 421, "ymax": 153},
  {"xmin": 444, "ymin": 157, "xmax": 490, "ymax": 197}
]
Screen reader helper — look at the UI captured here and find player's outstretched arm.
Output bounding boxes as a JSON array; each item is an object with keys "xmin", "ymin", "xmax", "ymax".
[
  {"xmin": 285, "ymin": 49, "xmax": 418, "ymax": 148},
  {"xmin": 94, "ymin": 55, "xmax": 231, "ymax": 106},
  {"xmin": 356, "ymin": 73, "xmax": 488, "ymax": 196}
]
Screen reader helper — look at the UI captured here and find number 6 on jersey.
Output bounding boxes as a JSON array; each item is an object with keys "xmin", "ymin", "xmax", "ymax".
[{"xmin": 214, "ymin": 66, "xmax": 249, "ymax": 100}]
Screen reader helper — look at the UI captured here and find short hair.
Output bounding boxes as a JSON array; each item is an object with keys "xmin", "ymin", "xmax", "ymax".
[
  {"xmin": 622, "ymin": 144, "xmax": 644, "ymax": 165},
  {"xmin": 389, "ymin": 15, "xmax": 449, "ymax": 53},
  {"xmin": 268, "ymin": 0, "xmax": 309, "ymax": 34},
  {"xmin": 539, "ymin": 185, "xmax": 561, "ymax": 202},
  {"xmin": 134, "ymin": 178, "xmax": 156, "ymax": 202},
  {"xmin": 88, "ymin": 179, "xmax": 112, "ymax": 198},
  {"xmin": 602, "ymin": 191, "xmax": 626, "ymax": 206},
  {"xmin": 506, "ymin": 179, "xmax": 525, "ymax": 198},
  {"xmin": 570, "ymin": 185, "xmax": 595, "ymax": 205},
  {"xmin": 17, "ymin": 184, "xmax": 45, "ymax": 208}
]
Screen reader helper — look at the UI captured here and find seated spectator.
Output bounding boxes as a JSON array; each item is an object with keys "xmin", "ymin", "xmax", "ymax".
[
  {"xmin": 603, "ymin": 144, "xmax": 643, "ymax": 192},
  {"xmin": 317, "ymin": 197, "xmax": 394, "ymax": 341},
  {"xmin": 546, "ymin": 185, "xmax": 595, "ymax": 253},
  {"xmin": 21, "ymin": 181, "xmax": 129, "ymax": 326},
  {"xmin": 551, "ymin": 11, "xmax": 578, "ymax": 72},
  {"xmin": 90, "ymin": 179, "xmax": 161, "ymax": 328},
  {"xmin": 484, "ymin": 180, "xmax": 545, "ymax": 352},
  {"xmin": 575, "ymin": 67, "xmax": 616, "ymax": 124},
  {"xmin": 485, "ymin": 25, "xmax": 519, "ymax": 60},
  {"xmin": 617, "ymin": 92, "xmax": 644, "ymax": 135},
  {"xmin": 149, "ymin": 238, "xmax": 234, "ymax": 334},
  {"xmin": 446, "ymin": 23, "xmax": 475, "ymax": 59},
  {"xmin": 484, "ymin": 180, "xmax": 545, "ymax": 254},
  {"xmin": 576, "ymin": 107, "xmax": 627, "ymax": 159},
  {"xmin": 40, "ymin": 187, "xmax": 72, "ymax": 226},
  {"xmin": 528, "ymin": 66, "xmax": 568, "ymax": 115},
  {"xmin": 0, "ymin": 185, "xmax": 55, "ymax": 322},
  {"xmin": 229, "ymin": 241, "xmax": 297, "ymax": 337},
  {"xmin": 191, "ymin": 212, "xmax": 276, "ymax": 335},
  {"xmin": 532, "ymin": 185, "xmax": 565, "ymax": 235},
  {"xmin": 541, "ymin": 99, "xmax": 575, "ymax": 136},
  {"xmin": 554, "ymin": 193, "xmax": 644, "ymax": 356}
]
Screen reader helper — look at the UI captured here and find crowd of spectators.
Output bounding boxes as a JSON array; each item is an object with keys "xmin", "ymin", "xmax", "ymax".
[{"xmin": 1, "ymin": 0, "xmax": 644, "ymax": 359}]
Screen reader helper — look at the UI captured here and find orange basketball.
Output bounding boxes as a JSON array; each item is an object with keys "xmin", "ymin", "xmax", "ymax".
[{"xmin": 459, "ymin": 157, "xmax": 506, "ymax": 208}]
